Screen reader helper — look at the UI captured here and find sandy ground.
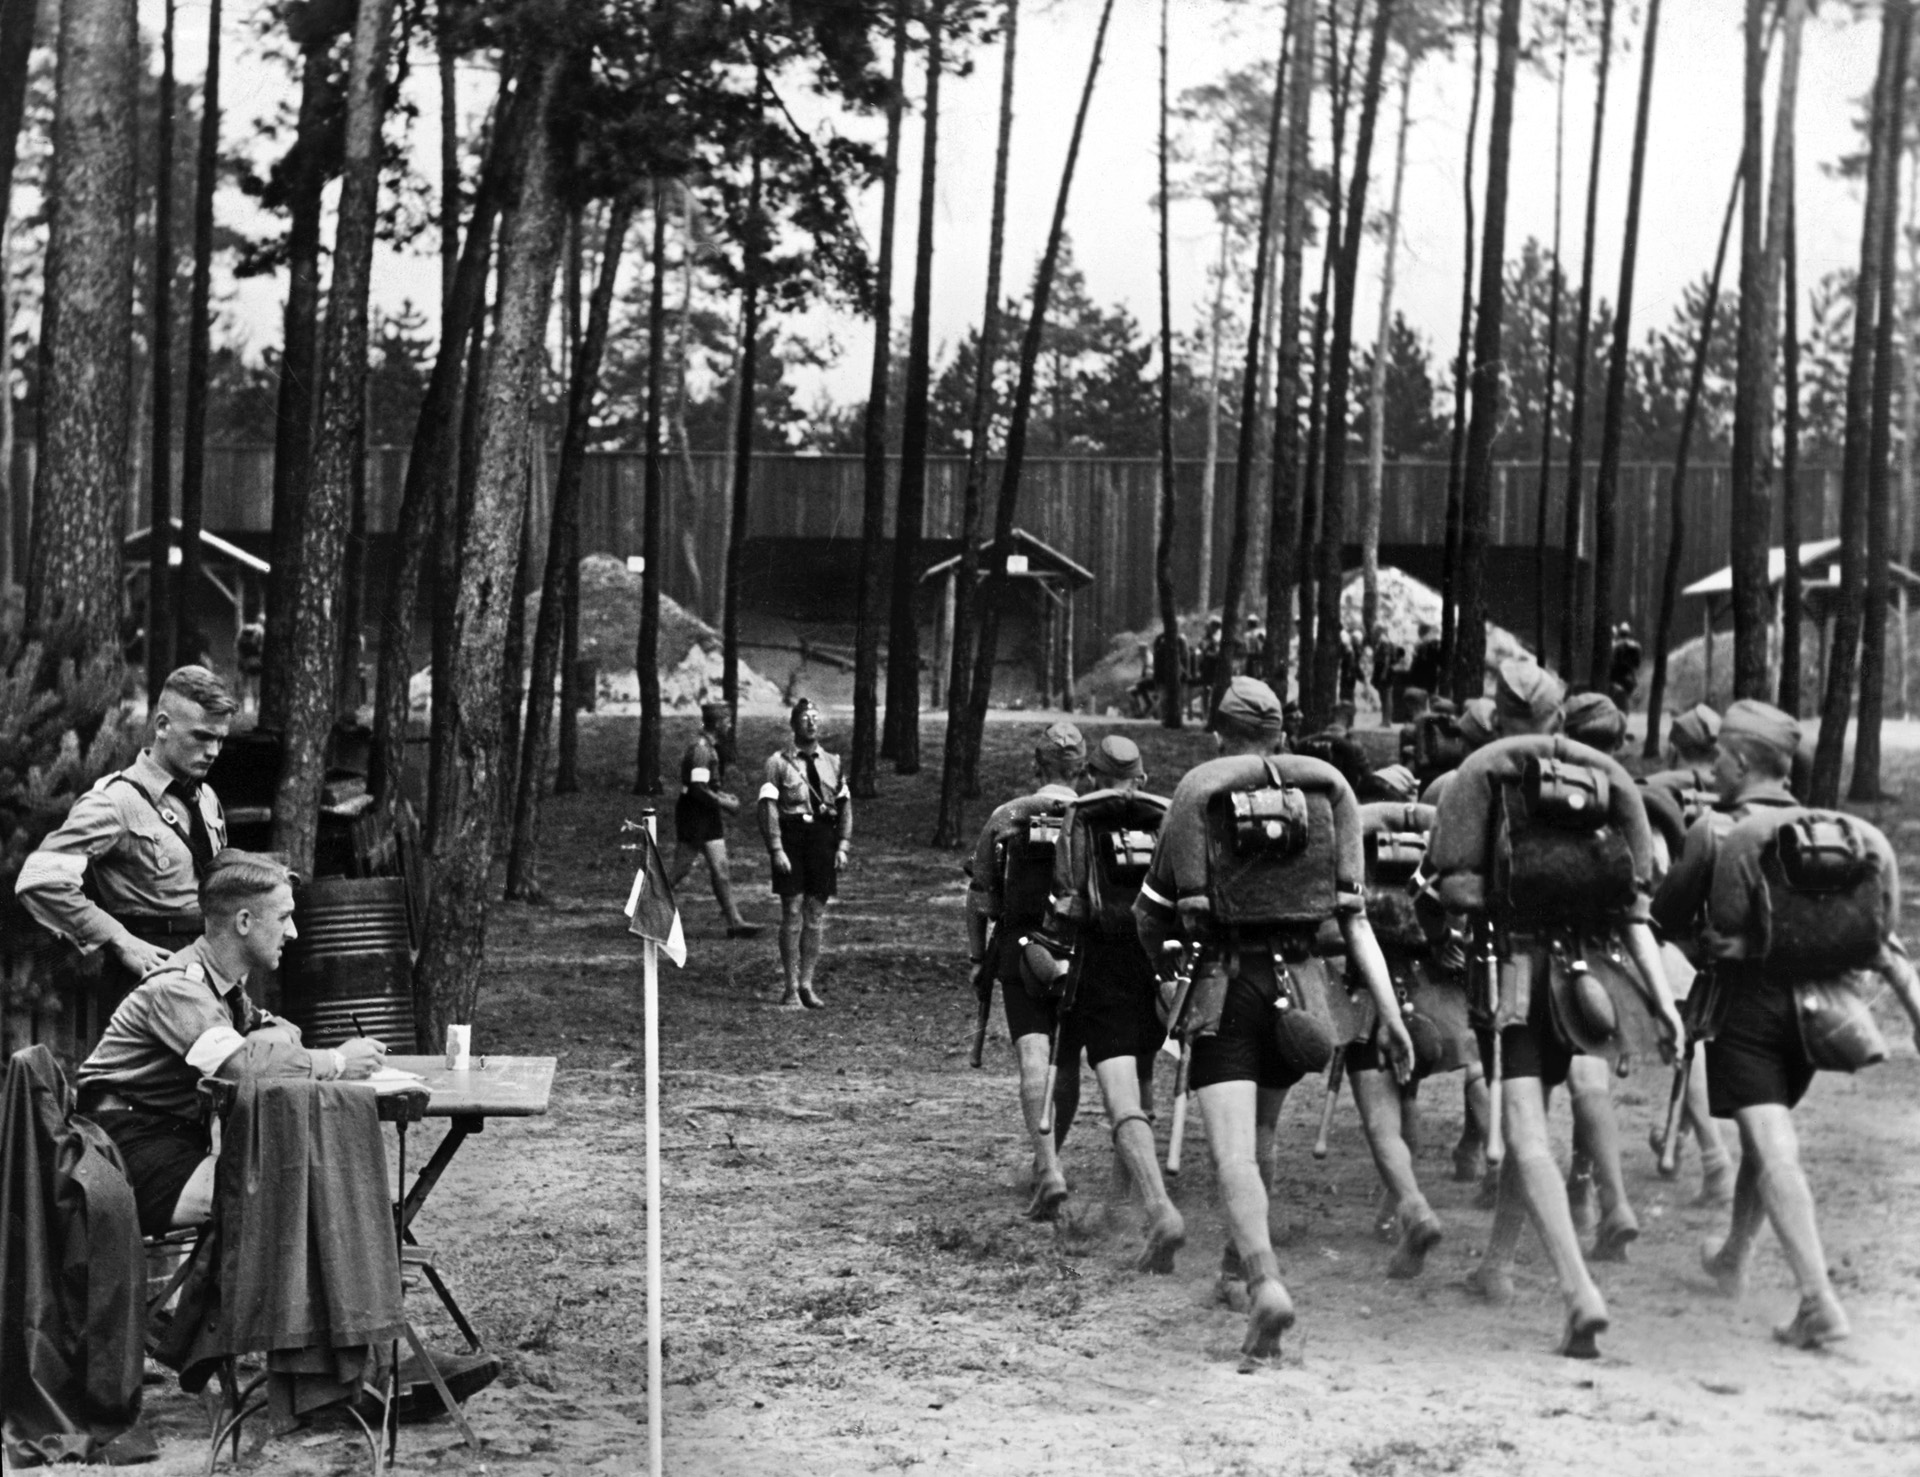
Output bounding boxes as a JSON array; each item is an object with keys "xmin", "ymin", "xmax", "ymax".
[{"xmin": 128, "ymin": 714, "xmax": 1920, "ymax": 1476}]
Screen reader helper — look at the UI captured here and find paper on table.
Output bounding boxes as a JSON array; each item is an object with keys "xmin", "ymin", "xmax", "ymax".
[{"xmin": 364, "ymin": 1067, "xmax": 426, "ymax": 1090}]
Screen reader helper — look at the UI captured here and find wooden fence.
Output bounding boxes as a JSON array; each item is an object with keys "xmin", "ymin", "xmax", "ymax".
[{"xmin": 5, "ymin": 440, "xmax": 1843, "ymax": 671}]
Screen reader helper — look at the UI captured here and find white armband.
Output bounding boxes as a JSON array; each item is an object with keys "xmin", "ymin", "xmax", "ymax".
[
  {"xmin": 1137, "ymin": 879, "xmax": 1174, "ymax": 911},
  {"xmin": 15, "ymin": 850, "xmax": 89, "ymax": 891},
  {"xmin": 689, "ymin": 767, "xmax": 712, "ymax": 784},
  {"xmin": 757, "ymin": 782, "xmax": 780, "ymax": 803},
  {"xmin": 186, "ymin": 1024, "xmax": 249, "ymax": 1077}
]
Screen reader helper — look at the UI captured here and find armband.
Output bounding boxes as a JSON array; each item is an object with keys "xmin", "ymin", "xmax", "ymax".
[
  {"xmin": 758, "ymin": 782, "xmax": 780, "ymax": 803},
  {"xmin": 689, "ymin": 767, "xmax": 712, "ymax": 784}
]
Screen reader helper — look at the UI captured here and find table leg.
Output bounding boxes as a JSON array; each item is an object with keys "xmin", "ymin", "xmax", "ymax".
[{"xmin": 395, "ymin": 1115, "xmax": 488, "ymax": 1353}]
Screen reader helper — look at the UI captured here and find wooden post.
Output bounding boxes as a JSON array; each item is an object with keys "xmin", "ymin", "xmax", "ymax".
[
  {"xmin": 1704, "ymin": 602, "xmax": 1714, "ymax": 706},
  {"xmin": 1063, "ymin": 585, "xmax": 1076, "ymax": 712}
]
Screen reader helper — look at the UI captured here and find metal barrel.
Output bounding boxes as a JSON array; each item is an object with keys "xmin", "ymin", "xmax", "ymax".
[{"xmin": 278, "ymin": 877, "xmax": 416, "ymax": 1049}]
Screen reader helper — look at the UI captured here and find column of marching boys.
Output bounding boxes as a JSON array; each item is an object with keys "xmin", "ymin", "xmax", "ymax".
[{"xmin": 962, "ymin": 670, "xmax": 1920, "ymax": 1362}]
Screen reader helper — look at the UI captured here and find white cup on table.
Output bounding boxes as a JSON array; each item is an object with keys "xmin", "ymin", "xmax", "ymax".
[{"xmin": 445, "ymin": 1023, "xmax": 472, "ymax": 1071}]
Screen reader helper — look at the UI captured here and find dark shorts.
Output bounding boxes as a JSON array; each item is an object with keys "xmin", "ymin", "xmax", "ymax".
[
  {"xmin": 1061, "ymin": 932, "xmax": 1166, "ymax": 1068},
  {"xmin": 997, "ymin": 924, "xmax": 1054, "ymax": 1043},
  {"xmin": 1705, "ymin": 976, "xmax": 1815, "ymax": 1116},
  {"xmin": 674, "ymin": 795, "xmax": 726, "ymax": 847},
  {"xmin": 1188, "ymin": 962, "xmax": 1310, "ymax": 1095},
  {"xmin": 89, "ymin": 1109, "xmax": 210, "ymax": 1237},
  {"xmin": 1472, "ymin": 974, "xmax": 1573, "ymax": 1090},
  {"xmin": 773, "ymin": 817, "xmax": 838, "ymax": 901}
]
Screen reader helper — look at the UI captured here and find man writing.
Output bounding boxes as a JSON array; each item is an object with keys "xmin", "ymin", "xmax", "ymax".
[
  {"xmin": 74, "ymin": 850, "xmax": 385, "ymax": 1235},
  {"xmin": 758, "ymin": 698, "xmax": 852, "ymax": 1010},
  {"xmin": 671, "ymin": 702, "xmax": 760, "ymax": 938},
  {"xmin": 966, "ymin": 722, "xmax": 1086, "ymax": 1220}
]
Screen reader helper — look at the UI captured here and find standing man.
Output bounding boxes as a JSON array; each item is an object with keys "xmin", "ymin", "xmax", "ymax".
[
  {"xmin": 671, "ymin": 702, "xmax": 760, "ymax": 938},
  {"xmin": 757, "ymin": 699, "xmax": 851, "ymax": 1010},
  {"xmin": 1652, "ymin": 700, "xmax": 1920, "ymax": 1347},
  {"xmin": 1133, "ymin": 678, "xmax": 1414, "ymax": 1359},
  {"xmin": 18, "ymin": 666, "xmax": 235, "ymax": 1042},
  {"xmin": 1242, "ymin": 614, "xmax": 1268, "ymax": 681},
  {"xmin": 966, "ymin": 722, "xmax": 1086, "ymax": 1220}
]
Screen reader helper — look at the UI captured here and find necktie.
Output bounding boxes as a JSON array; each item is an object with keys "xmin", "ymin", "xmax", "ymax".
[
  {"xmin": 804, "ymin": 754, "xmax": 826, "ymax": 818},
  {"xmin": 170, "ymin": 782, "xmax": 215, "ymax": 876}
]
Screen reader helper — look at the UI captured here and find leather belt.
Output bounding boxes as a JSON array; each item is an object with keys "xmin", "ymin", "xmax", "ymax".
[
  {"xmin": 116, "ymin": 912, "xmax": 205, "ymax": 938},
  {"xmin": 76, "ymin": 1088, "xmax": 137, "ymax": 1114}
]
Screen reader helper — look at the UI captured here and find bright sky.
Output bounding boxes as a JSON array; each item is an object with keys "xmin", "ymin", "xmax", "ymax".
[{"xmin": 143, "ymin": 0, "xmax": 1881, "ymax": 418}]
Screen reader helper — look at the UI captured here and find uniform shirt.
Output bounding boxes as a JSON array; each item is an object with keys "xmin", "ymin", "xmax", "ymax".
[
  {"xmin": 76, "ymin": 938, "xmax": 278, "ymax": 1120},
  {"xmin": 1134, "ymin": 753, "xmax": 1365, "ymax": 932},
  {"xmin": 1643, "ymin": 765, "xmax": 1718, "ymax": 821},
  {"xmin": 966, "ymin": 782, "xmax": 1079, "ymax": 923},
  {"xmin": 1647, "ymin": 780, "xmax": 1878, "ymax": 961},
  {"xmin": 758, "ymin": 743, "xmax": 850, "ymax": 821},
  {"xmin": 1424, "ymin": 733, "xmax": 1656, "ymax": 922},
  {"xmin": 16, "ymin": 749, "xmax": 228, "ymax": 955},
  {"xmin": 679, "ymin": 734, "xmax": 725, "ymax": 806}
]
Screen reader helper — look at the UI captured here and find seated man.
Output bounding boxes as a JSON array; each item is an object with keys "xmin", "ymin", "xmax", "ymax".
[{"xmin": 76, "ymin": 850, "xmax": 385, "ymax": 1236}]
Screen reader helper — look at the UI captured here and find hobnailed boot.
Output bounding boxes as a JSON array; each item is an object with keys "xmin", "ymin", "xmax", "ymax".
[
  {"xmin": 1240, "ymin": 1250, "xmax": 1295, "ymax": 1360},
  {"xmin": 1559, "ymin": 1288, "xmax": 1610, "ymax": 1360},
  {"xmin": 1386, "ymin": 1200, "xmax": 1444, "ymax": 1281}
]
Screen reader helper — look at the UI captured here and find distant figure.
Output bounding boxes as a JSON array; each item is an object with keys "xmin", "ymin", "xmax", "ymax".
[
  {"xmin": 671, "ymin": 702, "xmax": 761, "ymax": 939},
  {"xmin": 1371, "ymin": 623, "xmax": 1405, "ymax": 716},
  {"xmin": 1339, "ymin": 627, "xmax": 1362, "ymax": 704},
  {"xmin": 236, "ymin": 618, "xmax": 266, "ymax": 715},
  {"xmin": 1405, "ymin": 623, "xmax": 1443, "ymax": 696},
  {"xmin": 1608, "ymin": 623, "xmax": 1643, "ymax": 710},
  {"xmin": 1243, "ymin": 614, "xmax": 1268, "ymax": 680},
  {"xmin": 1198, "ymin": 616, "xmax": 1225, "ymax": 690}
]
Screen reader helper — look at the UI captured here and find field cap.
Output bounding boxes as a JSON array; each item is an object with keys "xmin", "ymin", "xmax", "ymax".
[
  {"xmin": 1368, "ymin": 763, "xmax": 1418, "ymax": 802},
  {"xmin": 1495, "ymin": 659, "xmax": 1565, "ymax": 723},
  {"xmin": 1212, "ymin": 676, "xmax": 1287, "ymax": 738},
  {"xmin": 1562, "ymin": 691, "xmax": 1627, "ymax": 752},
  {"xmin": 1722, "ymin": 699, "xmax": 1800, "ymax": 761},
  {"xmin": 1087, "ymin": 735, "xmax": 1145, "ymax": 781},
  {"xmin": 789, "ymin": 698, "xmax": 819, "ymax": 728},
  {"xmin": 1671, "ymin": 703, "xmax": 1722, "ymax": 754},
  {"xmin": 1035, "ymin": 721, "xmax": 1086, "ymax": 764},
  {"xmin": 1459, "ymin": 697, "xmax": 1498, "ymax": 747}
]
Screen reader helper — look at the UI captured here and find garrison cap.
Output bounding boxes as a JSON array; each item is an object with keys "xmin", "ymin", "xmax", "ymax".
[
  {"xmin": 1562, "ymin": 691, "xmax": 1627, "ymax": 752},
  {"xmin": 789, "ymin": 697, "xmax": 819, "ymax": 727},
  {"xmin": 1722, "ymin": 699, "xmax": 1800, "ymax": 762},
  {"xmin": 1365, "ymin": 763, "xmax": 1419, "ymax": 802},
  {"xmin": 1034, "ymin": 721, "xmax": 1086, "ymax": 764},
  {"xmin": 1671, "ymin": 703, "xmax": 1722, "ymax": 755},
  {"xmin": 1087, "ymin": 734, "xmax": 1145, "ymax": 780},
  {"xmin": 1211, "ymin": 676, "xmax": 1288, "ymax": 738},
  {"xmin": 1494, "ymin": 659, "xmax": 1565, "ymax": 723},
  {"xmin": 1458, "ymin": 697, "xmax": 1498, "ymax": 747}
]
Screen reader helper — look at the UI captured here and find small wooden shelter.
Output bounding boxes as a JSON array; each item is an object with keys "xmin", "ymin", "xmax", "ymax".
[{"xmin": 920, "ymin": 529, "xmax": 1094, "ymax": 710}]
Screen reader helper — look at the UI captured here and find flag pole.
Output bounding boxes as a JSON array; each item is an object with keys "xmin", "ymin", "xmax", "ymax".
[{"xmin": 643, "ymin": 808, "xmax": 664, "ymax": 1477}]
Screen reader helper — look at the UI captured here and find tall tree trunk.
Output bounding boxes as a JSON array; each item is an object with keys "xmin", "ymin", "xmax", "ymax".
[
  {"xmin": 960, "ymin": 0, "xmax": 1115, "ymax": 787},
  {"xmin": 0, "ymin": 0, "xmax": 33, "ymax": 597},
  {"xmin": 634, "ymin": 186, "xmax": 670, "ymax": 797},
  {"xmin": 1440, "ymin": 0, "xmax": 1486, "ymax": 670},
  {"xmin": 26, "ymin": 0, "xmax": 136, "ymax": 659},
  {"xmin": 1779, "ymin": 184, "xmax": 1803, "ymax": 717},
  {"xmin": 269, "ymin": 0, "xmax": 395, "ymax": 877},
  {"xmin": 1729, "ymin": 0, "xmax": 1770, "ymax": 701},
  {"xmin": 672, "ymin": 185, "xmax": 705, "ymax": 615},
  {"xmin": 496, "ymin": 448, "xmax": 534, "ymax": 835},
  {"xmin": 0, "ymin": 237, "xmax": 12, "ymax": 596},
  {"xmin": 1851, "ymin": 6, "xmax": 1909, "ymax": 802},
  {"xmin": 851, "ymin": 8, "xmax": 907, "ymax": 800},
  {"xmin": 1361, "ymin": 58, "xmax": 1412, "ymax": 645},
  {"xmin": 553, "ymin": 208, "xmax": 584, "ymax": 797},
  {"xmin": 1586, "ymin": 0, "xmax": 1660, "ymax": 690},
  {"xmin": 1310, "ymin": 0, "xmax": 1395, "ymax": 723},
  {"xmin": 883, "ymin": 1, "xmax": 945, "ymax": 773},
  {"xmin": 1447, "ymin": 0, "xmax": 1520, "ymax": 700},
  {"xmin": 1196, "ymin": 141, "xmax": 1238, "ymax": 620},
  {"xmin": 371, "ymin": 76, "xmax": 516, "ymax": 813},
  {"xmin": 259, "ymin": 39, "xmax": 338, "ymax": 731},
  {"xmin": 932, "ymin": 0, "xmax": 1018, "ymax": 838},
  {"xmin": 176, "ymin": 0, "xmax": 219, "ymax": 682},
  {"xmin": 1154, "ymin": 0, "xmax": 1182, "ymax": 731},
  {"xmin": 1217, "ymin": 21, "xmax": 1290, "ymax": 703},
  {"xmin": 439, "ymin": 3, "xmax": 457, "ymax": 310},
  {"xmin": 1533, "ymin": 0, "xmax": 1571, "ymax": 661},
  {"xmin": 722, "ymin": 145, "xmax": 765, "ymax": 714},
  {"xmin": 416, "ymin": 49, "xmax": 566, "ymax": 1042},
  {"xmin": 1812, "ymin": 0, "xmax": 1905, "ymax": 805},
  {"xmin": 1644, "ymin": 167, "xmax": 1739, "ymax": 758},
  {"xmin": 149, "ymin": 0, "xmax": 175, "ymax": 700},
  {"xmin": 1265, "ymin": 0, "xmax": 1314, "ymax": 702},
  {"xmin": 507, "ymin": 194, "xmax": 632, "ymax": 899},
  {"xmin": 429, "ymin": 313, "xmax": 488, "ymax": 845},
  {"xmin": 1556, "ymin": 0, "xmax": 1614, "ymax": 680}
]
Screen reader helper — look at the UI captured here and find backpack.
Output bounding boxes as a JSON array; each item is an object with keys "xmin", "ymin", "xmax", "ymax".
[
  {"xmin": 1072, "ymin": 791, "xmax": 1168, "ymax": 937},
  {"xmin": 1364, "ymin": 820, "xmax": 1429, "ymax": 953},
  {"xmin": 1491, "ymin": 756, "xmax": 1637, "ymax": 928},
  {"xmin": 998, "ymin": 806, "xmax": 1064, "ymax": 926},
  {"xmin": 1205, "ymin": 763, "xmax": 1340, "ymax": 929},
  {"xmin": 1758, "ymin": 812, "xmax": 1888, "ymax": 972},
  {"xmin": 1410, "ymin": 713, "xmax": 1467, "ymax": 783}
]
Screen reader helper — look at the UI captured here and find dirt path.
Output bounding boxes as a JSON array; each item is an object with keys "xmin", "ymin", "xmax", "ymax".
[{"xmin": 133, "ymin": 714, "xmax": 1920, "ymax": 1475}]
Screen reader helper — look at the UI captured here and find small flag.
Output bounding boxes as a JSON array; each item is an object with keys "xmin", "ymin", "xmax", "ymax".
[{"xmin": 624, "ymin": 829, "xmax": 686, "ymax": 967}]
